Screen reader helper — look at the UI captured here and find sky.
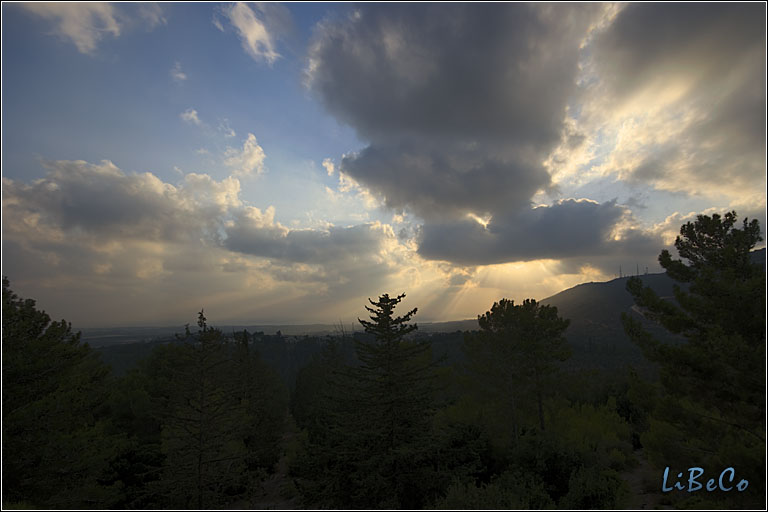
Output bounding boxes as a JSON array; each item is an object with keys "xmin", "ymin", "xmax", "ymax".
[{"xmin": 2, "ymin": 2, "xmax": 766, "ymax": 328}]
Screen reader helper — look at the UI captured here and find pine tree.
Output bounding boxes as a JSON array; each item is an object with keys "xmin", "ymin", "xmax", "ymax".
[
  {"xmin": 464, "ymin": 298, "xmax": 571, "ymax": 438},
  {"xmin": 154, "ymin": 311, "xmax": 248, "ymax": 509},
  {"xmin": 350, "ymin": 293, "xmax": 438, "ymax": 507},
  {"xmin": 295, "ymin": 293, "xmax": 440, "ymax": 508},
  {"xmin": 2, "ymin": 277, "xmax": 120, "ymax": 508},
  {"xmin": 622, "ymin": 211, "xmax": 765, "ymax": 507}
]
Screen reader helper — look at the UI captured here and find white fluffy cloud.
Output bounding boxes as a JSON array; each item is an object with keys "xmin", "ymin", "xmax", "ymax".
[
  {"xmin": 19, "ymin": 2, "xmax": 166, "ymax": 54},
  {"xmin": 180, "ymin": 108, "xmax": 203, "ymax": 127},
  {"xmin": 218, "ymin": 119, "xmax": 236, "ymax": 138},
  {"xmin": 21, "ymin": 2, "xmax": 121, "ymax": 54},
  {"xmin": 322, "ymin": 158, "xmax": 335, "ymax": 176},
  {"xmin": 170, "ymin": 61, "xmax": 187, "ymax": 82},
  {"xmin": 137, "ymin": 3, "xmax": 167, "ymax": 29},
  {"xmin": 219, "ymin": 2, "xmax": 291, "ymax": 64},
  {"xmin": 224, "ymin": 133, "xmax": 266, "ymax": 177}
]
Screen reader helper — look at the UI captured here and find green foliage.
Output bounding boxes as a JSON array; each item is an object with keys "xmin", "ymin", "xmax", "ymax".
[
  {"xmin": 99, "ymin": 313, "xmax": 288, "ymax": 509},
  {"xmin": 98, "ymin": 366, "xmax": 167, "ymax": 508},
  {"xmin": 1, "ymin": 501, "xmax": 36, "ymax": 510},
  {"xmin": 507, "ymin": 429, "xmax": 633, "ymax": 509},
  {"xmin": 433, "ymin": 422, "xmax": 634, "ymax": 509},
  {"xmin": 622, "ymin": 211, "xmax": 766, "ymax": 507},
  {"xmin": 548, "ymin": 400, "xmax": 634, "ymax": 471},
  {"xmin": 233, "ymin": 329, "xmax": 288, "ymax": 473},
  {"xmin": 293, "ymin": 293, "xmax": 441, "ymax": 509},
  {"xmin": 464, "ymin": 298, "xmax": 571, "ymax": 435},
  {"xmin": 430, "ymin": 408, "xmax": 496, "ymax": 485},
  {"xmin": 147, "ymin": 313, "xmax": 292, "ymax": 508},
  {"xmin": 291, "ymin": 335, "xmax": 346, "ymax": 434},
  {"xmin": 624, "ymin": 212, "xmax": 764, "ymax": 420},
  {"xmin": 143, "ymin": 313, "xmax": 248, "ymax": 508},
  {"xmin": 289, "ymin": 337, "xmax": 349, "ymax": 506},
  {"xmin": 510, "ymin": 430, "xmax": 583, "ymax": 503},
  {"xmin": 559, "ymin": 466, "xmax": 630, "ymax": 509},
  {"xmin": 435, "ymin": 470, "xmax": 554, "ymax": 509},
  {"xmin": 613, "ymin": 367, "xmax": 657, "ymax": 449},
  {"xmin": 2, "ymin": 277, "xmax": 121, "ymax": 508}
]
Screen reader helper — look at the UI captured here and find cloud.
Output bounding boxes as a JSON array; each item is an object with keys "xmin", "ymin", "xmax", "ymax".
[
  {"xmin": 19, "ymin": 2, "xmax": 167, "ymax": 55},
  {"xmin": 2, "ymin": 158, "xmax": 393, "ymax": 271},
  {"xmin": 170, "ymin": 62, "xmax": 187, "ymax": 82},
  {"xmin": 321, "ymin": 157, "xmax": 380, "ymax": 211},
  {"xmin": 212, "ymin": 14, "xmax": 225, "ymax": 32},
  {"xmin": 339, "ymin": 143, "xmax": 550, "ymax": 221},
  {"xmin": 2, "ymin": 159, "xmax": 410, "ymax": 325},
  {"xmin": 224, "ymin": 208, "xmax": 393, "ymax": 265},
  {"xmin": 1, "ymin": 160, "xmax": 239, "ymax": 243},
  {"xmin": 560, "ymin": 3, "xmax": 766, "ymax": 198},
  {"xmin": 308, "ymin": 3, "xmax": 764, "ymax": 269},
  {"xmin": 591, "ymin": 4, "xmax": 763, "ymax": 104},
  {"xmin": 308, "ymin": 4, "xmax": 598, "ymax": 146},
  {"xmin": 416, "ymin": 199, "xmax": 664, "ymax": 271},
  {"xmin": 224, "ymin": 133, "xmax": 266, "ymax": 177},
  {"xmin": 5, "ymin": 158, "xmax": 727, "ymax": 327},
  {"xmin": 137, "ymin": 3, "xmax": 167, "ymax": 29},
  {"xmin": 218, "ymin": 119, "xmax": 236, "ymax": 138},
  {"xmin": 306, "ymin": 3, "xmax": 637, "ymax": 266},
  {"xmin": 21, "ymin": 2, "xmax": 121, "ymax": 54},
  {"xmin": 322, "ymin": 158, "xmax": 335, "ymax": 176},
  {"xmin": 221, "ymin": 2, "xmax": 292, "ymax": 64},
  {"xmin": 180, "ymin": 108, "xmax": 203, "ymax": 127}
]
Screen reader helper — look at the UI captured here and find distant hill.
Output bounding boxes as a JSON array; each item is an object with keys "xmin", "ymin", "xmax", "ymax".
[
  {"xmin": 542, "ymin": 247, "xmax": 765, "ymax": 373},
  {"xmin": 541, "ymin": 272, "xmax": 673, "ymax": 373}
]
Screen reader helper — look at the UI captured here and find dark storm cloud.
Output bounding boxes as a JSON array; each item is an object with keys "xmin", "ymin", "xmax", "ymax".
[
  {"xmin": 339, "ymin": 143, "xmax": 551, "ymax": 220},
  {"xmin": 309, "ymin": 3, "xmax": 596, "ymax": 144},
  {"xmin": 417, "ymin": 199, "xmax": 662, "ymax": 271},
  {"xmin": 310, "ymin": 3, "xmax": 600, "ymax": 223}
]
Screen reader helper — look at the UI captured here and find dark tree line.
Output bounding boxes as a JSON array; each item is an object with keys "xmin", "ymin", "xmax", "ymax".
[{"xmin": 2, "ymin": 211, "xmax": 765, "ymax": 509}]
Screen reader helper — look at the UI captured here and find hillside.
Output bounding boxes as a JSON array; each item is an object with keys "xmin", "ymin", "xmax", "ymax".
[
  {"xmin": 541, "ymin": 273, "xmax": 673, "ymax": 373},
  {"xmin": 542, "ymin": 247, "xmax": 765, "ymax": 373}
]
